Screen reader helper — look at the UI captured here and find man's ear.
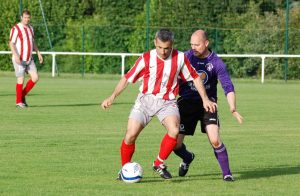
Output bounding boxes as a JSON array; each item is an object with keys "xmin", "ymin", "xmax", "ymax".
[
  {"xmin": 153, "ymin": 39, "xmax": 156, "ymax": 47},
  {"xmin": 205, "ymin": 40, "xmax": 209, "ymax": 48}
]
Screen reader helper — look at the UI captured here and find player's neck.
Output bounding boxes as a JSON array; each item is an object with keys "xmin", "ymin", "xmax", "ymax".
[
  {"xmin": 197, "ymin": 49, "xmax": 211, "ymax": 59},
  {"xmin": 20, "ymin": 22, "xmax": 29, "ymax": 27}
]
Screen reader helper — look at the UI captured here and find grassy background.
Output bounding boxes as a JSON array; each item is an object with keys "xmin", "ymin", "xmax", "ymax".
[{"xmin": 0, "ymin": 74, "xmax": 300, "ymax": 195}]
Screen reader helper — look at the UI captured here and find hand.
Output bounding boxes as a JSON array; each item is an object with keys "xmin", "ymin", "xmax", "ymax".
[
  {"xmin": 38, "ymin": 53, "xmax": 43, "ymax": 64},
  {"xmin": 203, "ymin": 99, "xmax": 217, "ymax": 113},
  {"xmin": 15, "ymin": 57, "xmax": 21, "ymax": 65},
  {"xmin": 101, "ymin": 96, "xmax": 115, "ymax": 110},
  {"xmin": 232, "ymin": 111, "xmax": 243, "ymax": 124}
]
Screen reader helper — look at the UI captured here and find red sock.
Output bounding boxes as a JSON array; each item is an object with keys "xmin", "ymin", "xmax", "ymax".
[
  {"xmin": 120, "ymin": 139, "xmax": 135, "ymax": 166},
  {"xmin": 154, "ymin": 134, "xmax": 177, "ymax": 166},
  {"xmin": 16, "ymin": 84, "xmax": 23, "ymax": 104},
  {"xmin": 22, "ymin": 79, "xmax": 36, "ymax": 97}
]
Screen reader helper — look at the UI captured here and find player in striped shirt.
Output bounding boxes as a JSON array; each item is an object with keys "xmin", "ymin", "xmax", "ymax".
[
  {"xmin": 101, "ymin": 29, "xmax": 217, "ymax": 180},
  {"xmin": 173, "ymin": 30, "xmax": 243, "ymax": 181},
  {"xmin": 9, "ymin": 10, "xmax": 43, "ymax": 108}
]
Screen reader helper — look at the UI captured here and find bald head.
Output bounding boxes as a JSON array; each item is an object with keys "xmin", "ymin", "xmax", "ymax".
[
  {"xmin": 191, "ymin": 30, "xmax": 208, "ymax": 41},
  {"xmin": 190, "ymin": 29, "xmax": 210, "ymax": 58}
]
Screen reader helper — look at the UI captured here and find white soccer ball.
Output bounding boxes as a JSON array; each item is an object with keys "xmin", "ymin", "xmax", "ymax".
[{"xmin": 121, "ymin": 162, "xmax": 143, "ymax": 183}]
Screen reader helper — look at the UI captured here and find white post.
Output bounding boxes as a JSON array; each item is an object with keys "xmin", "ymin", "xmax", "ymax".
[
  {"xmin": 121, "ymin": 54, "xmax": 125, "ymax": 76},
  {"xmin": 261, "ymin": 56, "xmax": 265, "ymax": 84},
  {"xmin": 52, "ymin": 53, "xmax": 56, "ymax": 77}
]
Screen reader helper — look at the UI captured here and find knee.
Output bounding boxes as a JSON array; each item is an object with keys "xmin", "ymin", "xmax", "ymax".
[
  {"xmin": 31, "ymin": 75, "xmax": 39, "ymax": 83},
  {"xmin": 211, "ymin": 140, "xmax": 222, "ymax": 148},
  {"xmin": 166, "ymin": 123, "xmax": 180, "ymax": 139},
  {"xmin": 124, "ymin": 133, "xmax": 138, "ymax": 144},
  {"xmin": 168, "ymin": 130, "xmax": 178, "ymax": 139},
  {"xmin": 17, "ymin": 77, "xmax": 25, "ymax": 84}
]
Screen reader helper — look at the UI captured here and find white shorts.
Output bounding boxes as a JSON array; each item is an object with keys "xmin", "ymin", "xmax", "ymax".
[
  {"xmin": 12, "ymin": 57, "xmax": 37, "ymax": 77},
  {"xmin": 129, "ymin": 93, "xmax": 180, "ymax": 127}
]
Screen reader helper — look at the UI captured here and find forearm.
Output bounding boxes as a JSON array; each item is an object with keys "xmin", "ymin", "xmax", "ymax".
[
  {"xmin": 33, "ymin": 42, "xmax": 40, "ymax": 54},
  {"xmin": 9, "ymin": 42, "xmax": 19, "ymax": 58},
  {"xmin": 226, "ymin": 92, "xmax": 236, "ymax": 113},
  {"xmin": 193, "ymin": 77, "xmax": 209, "ymax": 101},
  {"xmin": 110, "ymin": 77, "xmax": 129, "ymax": 99}
]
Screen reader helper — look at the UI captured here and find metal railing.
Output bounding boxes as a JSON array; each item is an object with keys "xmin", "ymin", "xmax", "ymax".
[{"xmin": 1, "ymin": 51, "xmax": 300, "ymax": 83}]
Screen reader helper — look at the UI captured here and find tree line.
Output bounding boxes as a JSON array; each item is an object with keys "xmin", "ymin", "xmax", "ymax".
[{"xmin": 0, "ymin": 0, "xmax": 299, "ymax": 79}]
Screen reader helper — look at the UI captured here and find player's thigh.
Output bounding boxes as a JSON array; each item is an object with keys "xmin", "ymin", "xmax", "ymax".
[
  {"xmin": 157, "ymin": 99, "xmax": 180, "ymax": 137},
  {"xmin": 201, "ymin": 108, "xmax": 219, "ymax": 133},
  {"xmin": 124, "ymin": 118, "xmax": 144, "ymax": 144},
  {"xmin": 13, "ymin": 60, "xmax": 26, "ymax": 79},
  {"xmin": 178, "ymin": 98, "xmax": 202, "ymax": 136},
  {"xmin": 206, "ymin": 124, "xmax": 221, "ymax": 148}
]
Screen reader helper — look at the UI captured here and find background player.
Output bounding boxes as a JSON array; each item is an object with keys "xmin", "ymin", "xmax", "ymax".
[
  {"xmin": 101, "ymin": 29, "xmax": 216, "ymax": 180},
  {"xmin": 173, "ymin": 29, "xmax": 243, "ymax": 181},
  {"xmin": 9, "ymin": 10, "xmax": 43, "ymax": 108}
]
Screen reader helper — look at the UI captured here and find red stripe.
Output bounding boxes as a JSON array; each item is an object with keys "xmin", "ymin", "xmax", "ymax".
[
  {"xmin": 142, "ymin": 51, "xmax": 150, "ymax": 94},
  {"xmin": 9, "ymin": 28, "xmax": 15, "ymax": 42},
  {"xmin": 184, "ymin": 55, "xmax": 198, "ymax": 79},
  {"xmin": 179, "ymin": 72, "xmax": 187, "ymax": 82},
  {"xmin": 173, "ymin": 82, "xmax": 179, "ymax": 98},
  {"xmin": 15, "ymin": 25, "xmax": 24, "ymax": 61},
  {"xmin": 152, "ymin": 57, "xmax": 164, "ymax": 95},
  {"xmin": 24, "ymin": 27, "xmax": 31, "ymax": 61},
  {"xmin": 125, "ymin": 56, "xmax": 142, "ymax": 79},
  {"xmin": 132, "ymin": 68, "xmax": 145, "ymax": 83},
  {"xmin": 163, "ymin": 50, "xmax": 178, "ymax": 100}
]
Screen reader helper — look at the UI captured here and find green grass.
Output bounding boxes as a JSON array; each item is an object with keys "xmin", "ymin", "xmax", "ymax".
[{"xmin": 0, "ymin": 74, "xmax": 300, "ymax": 195}]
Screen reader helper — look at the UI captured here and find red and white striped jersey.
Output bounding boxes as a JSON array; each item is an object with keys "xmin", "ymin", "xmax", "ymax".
[
  {"xmin": 125, "ymin": 49, "xmax": 199, "ymax": 100},
  {"xmin": 9, "ymin": 23, "xmax": 34, "ymax": 62}
]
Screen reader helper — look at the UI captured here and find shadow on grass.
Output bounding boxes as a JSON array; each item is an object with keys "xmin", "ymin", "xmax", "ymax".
[
  {"xmin": 29, "ymin": 102, "xmax": 132, "ymax": 108},
  {"xmin": 0, "ymin": 93, "xmax": 42, "ymax": 97},
  {"xmin": 29, "ymin": 103, "xmax": 100, "ymax": 107},
  {"xmin": 138, "ymin": 165, "xmax": 300, "ymax": 183},
  {"xmin": 0, "ymin": 94, "xmax": 15, "ymax": 96},
  {"xmin": 237, "ymin": 165, "xmax": 300, "ymax": 180},
  {"xmin": 139, "ymin": 172, "xmax": 220, "ymax": 184}
]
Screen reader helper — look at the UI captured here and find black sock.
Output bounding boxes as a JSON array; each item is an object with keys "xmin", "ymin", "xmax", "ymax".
[{"xmin": 174, "ymin": 143, "xmax": 193, "ymax": 163}]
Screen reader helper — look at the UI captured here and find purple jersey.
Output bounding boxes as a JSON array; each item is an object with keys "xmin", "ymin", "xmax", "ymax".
[{"xmin": 179, "ymin": 49, "xmax": 234, "ymax": 101}]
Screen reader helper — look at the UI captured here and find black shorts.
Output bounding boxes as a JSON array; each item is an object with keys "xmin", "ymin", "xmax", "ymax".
[{"xmin": 177, "ymin": 97, "xmax": 219, "ymax": 135}]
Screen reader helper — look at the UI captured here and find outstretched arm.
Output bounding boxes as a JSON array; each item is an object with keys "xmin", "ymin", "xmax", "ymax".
[
  {"xmin": 193, "ymin": 77, "xmax": 217, "ymax": 113},
  {"xmin": 226, "ymin": 92, "xmax": 243, "ymax": 124},
  {"xmin": 101, "ymin": 76, "xmax": 129, "ymax": 110}
]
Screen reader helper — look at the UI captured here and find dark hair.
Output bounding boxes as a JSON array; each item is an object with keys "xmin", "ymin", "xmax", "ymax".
[
  {"xmin": 155, "ymin": 29, "xmax": 174, "ymax": 42},
  {"xmin": 22, "ymin": 10, "xmax": 31, "ymax": 16}
]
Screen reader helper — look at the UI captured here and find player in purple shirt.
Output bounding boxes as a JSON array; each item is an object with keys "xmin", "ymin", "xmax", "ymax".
[{"xmin": 173, "ymin": 30, "xmax": 243, "ymax": 181}]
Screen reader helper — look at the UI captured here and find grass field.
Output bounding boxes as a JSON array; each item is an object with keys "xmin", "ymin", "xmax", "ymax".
[{"xmin": 0, "ymin": 74, "xmax": 300, "ymax": 195}]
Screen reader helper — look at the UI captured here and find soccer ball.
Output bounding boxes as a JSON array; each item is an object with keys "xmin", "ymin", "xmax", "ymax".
[{"xmin": 121, "ymin": 162, "xmax": 143, "ymax": 183}]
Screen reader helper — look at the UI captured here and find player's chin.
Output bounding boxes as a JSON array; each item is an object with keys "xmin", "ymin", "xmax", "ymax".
[{"xmin": 192, "ymin": 51, "xmax": 199, "ymax": 55}]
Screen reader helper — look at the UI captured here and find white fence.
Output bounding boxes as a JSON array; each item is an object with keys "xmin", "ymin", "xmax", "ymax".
[{"xmin": 1, "ymin": 51, "xmax": 300, "ymax": 83}]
